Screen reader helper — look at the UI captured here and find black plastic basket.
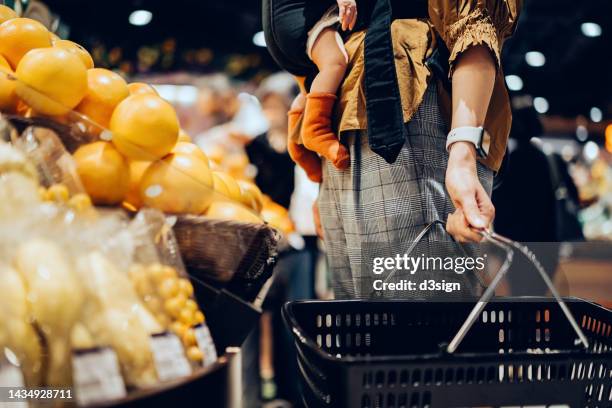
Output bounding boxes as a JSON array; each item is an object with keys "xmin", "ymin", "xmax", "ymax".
[{"xmin": 283, "ymin": 297, "xmax": 612, "ymax": 407}]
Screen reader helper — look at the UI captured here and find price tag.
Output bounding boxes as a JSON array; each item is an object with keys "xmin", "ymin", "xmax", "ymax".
[
  {"xmin": 150, "ymin": 332, "xmax": 192, "ymax": 381},
  {"xmin": 72, "ymin": 347, "xmax": 126, "ymax": 406},
  {"xmin": 0, "ymin": 360, "xmax": 27, "ymax": 408},
  {"xmin": 194, "ymin": 324, "xmax": 218, "ymax": 368}
]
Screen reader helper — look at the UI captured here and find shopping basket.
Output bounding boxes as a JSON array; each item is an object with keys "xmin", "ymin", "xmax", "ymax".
[{"xmin": 283, "ymin": 223, "xmax": 612, "ymax": 407}]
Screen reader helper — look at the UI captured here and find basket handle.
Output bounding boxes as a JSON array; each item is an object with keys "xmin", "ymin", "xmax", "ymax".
[
  {"xmin": 446, "ymin": 229, "xmax": 590, "ymax": 353},
  {"xmin": 368, "ymin": 220, "xmax": 481, "ymax": 298}
]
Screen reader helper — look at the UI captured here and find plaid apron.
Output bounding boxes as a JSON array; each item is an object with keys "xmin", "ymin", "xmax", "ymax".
[{"xmin": 318, "ymin": 82, "xmax": 494, "ymax": 299}]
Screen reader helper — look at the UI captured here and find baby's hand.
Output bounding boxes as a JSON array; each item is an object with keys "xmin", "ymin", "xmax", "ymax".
[{"xmin": 337, "ymin": 0, "xmax": 357, "ymax": 31}]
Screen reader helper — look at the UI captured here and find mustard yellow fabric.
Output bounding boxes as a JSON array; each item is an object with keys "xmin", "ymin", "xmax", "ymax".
[{"xmin": 335, "ymin": 0, "xmax": 522, "ymax": 171}]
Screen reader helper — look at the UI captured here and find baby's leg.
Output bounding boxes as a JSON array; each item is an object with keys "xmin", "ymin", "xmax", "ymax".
[
  {"xmin": 302, "ymin": 28, "xmax": 349, "ymax": 169},
  {"xmin": 287, "ymin": 93, "xmax": 322, "ymax": 182}
]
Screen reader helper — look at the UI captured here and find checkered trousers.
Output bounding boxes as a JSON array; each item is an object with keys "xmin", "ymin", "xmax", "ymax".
[{"xmin": 318, "ymin": 82, "xmax": 494, "ymax": 299}]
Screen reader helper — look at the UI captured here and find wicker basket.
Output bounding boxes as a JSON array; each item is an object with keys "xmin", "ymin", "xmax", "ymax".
[{"xmin": 173, "ymin": 215, "xmax": 280, "ymax": 303}]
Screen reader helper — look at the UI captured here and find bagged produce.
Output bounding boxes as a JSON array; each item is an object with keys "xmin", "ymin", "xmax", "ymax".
[
  {"xmin": 14, "ymin": 239, "xmax": 84, "ymax": 387},
  {"xmin": 0, "ymin": 263, "xmax": 43, "ymax": 387},
  {"xmin": 75, "ymin": 251, "xmax": 160, "ymax": 388}
]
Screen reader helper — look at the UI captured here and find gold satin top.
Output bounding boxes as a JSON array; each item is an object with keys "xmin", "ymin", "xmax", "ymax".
[{"xmin": 335, "ymin": 0, "xmax": 522, "ymax": 171}]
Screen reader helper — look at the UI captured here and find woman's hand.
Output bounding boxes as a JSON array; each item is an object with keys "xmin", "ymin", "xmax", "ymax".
[
  {"xmin": 337, "ymin": 0, "xmax": 357, "ymax": 31},
  {"xmin": 445, "ymin": 142, "xmax": 495, "ymax": 242}
]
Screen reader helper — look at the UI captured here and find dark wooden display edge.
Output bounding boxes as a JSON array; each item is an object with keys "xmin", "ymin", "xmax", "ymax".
[{"xmin": 87, "ymin": 356, "xmax": 228, "ymax": 408}]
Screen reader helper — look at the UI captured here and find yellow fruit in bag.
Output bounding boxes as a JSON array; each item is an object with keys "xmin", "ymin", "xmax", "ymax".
[
  {"xmin": 0, "ymin": 5, "xmax": 17, "ymax": 25},
  {"xmin": 73, "ymin": 141, "xmax": 130, "ymax": 205},
  {"xmin": 0, "ymin": 54, "xmax": 18, "ymax": 112},
  {"xmin": 53, "ymin": 39, "xmax": 94, "ymax": 69},
  {"xmin": 139, "ymin": 152, "xmax": 213, "ymax": 214},
  {"xmin": 15, "ymin": 47, "xmax": 87, "ymax": 115},
  {"xmin": 0, "ymin": 263, "xmax": 43, "ymax": 387},
  {"xmin": 0, "ymin": 18, "xmax": 51, "ymax": 68},
  {"xmin": 110, "ymin": 94, "xmax": 179, "ymax": 160},
  {"xmin": 76, "ymin": 68, "xmax": 129, "ymax": 130},
  {"xmin": 15, "ymin": 239, "xmax": 84, "ymax": 387}
]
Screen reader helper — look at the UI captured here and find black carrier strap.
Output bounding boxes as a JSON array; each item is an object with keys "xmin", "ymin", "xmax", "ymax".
[{"xmin": 263, "ymin": 0, "xmax": 429, "ymax": 163}]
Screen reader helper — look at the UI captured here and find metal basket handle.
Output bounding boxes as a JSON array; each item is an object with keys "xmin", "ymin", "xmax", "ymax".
[{"xmin": 446, "ymin": 228, "xmax": 590, "ymax": 353}]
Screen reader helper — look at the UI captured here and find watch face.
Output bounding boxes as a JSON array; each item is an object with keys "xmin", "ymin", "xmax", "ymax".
[{"xmin": 480, "ymin": 129, "xmax": 491, "ymax": 157}]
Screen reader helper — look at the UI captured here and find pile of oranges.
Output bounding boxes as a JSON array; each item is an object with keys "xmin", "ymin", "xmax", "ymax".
[{"xmin": 0, "ymin": 7, "xmax": 292, "ymax": 227}]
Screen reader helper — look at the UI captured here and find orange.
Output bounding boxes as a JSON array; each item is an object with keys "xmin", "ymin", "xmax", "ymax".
[
  {"xmin": 237, "ymin": 180, "xmax": 263, "ymax": 212},
  {"xmin": 212, "ymin": 171, "xmax": 242, "ymax": 202},
  {"xmin": 76, "ymin": 68, "xmax": 129, "ymax": 130},
  {"xmin": 226, "ymin": 151, "xmax": 249, "ymax": 179},
  {"xmin": 139, "ymin": 152, "xmax": 214, "ymax": 214},
  {"xmin": 204, "ymin": 145, "xmax": 225, "ymax": 165},
  {"xmin": 0, "ymin": 18, "xmax": 52, "ymax": 68},
  {"xmin": 178, "ymin": 128, "xmax": 191, "ymax": 142},
  {"xmin": 54, "ymin": 40, "xmax": 94, "ymax": 69},
  {"xmin": 109, "ymin": 94, "xmax": 179, "ymax": 161},
  {"xmin": 127, "ymin": 82, "xmax": 158, "ymax": 96},
  {"xmin": 48, "ymin": 31, "xmax": 60, "ymax": 44},
  {"xmin": 206, "ymin": 201, "xmax": 262, "ymax": 224},
  {"xmin": 172, "ymin": 142, "xmax": 209, "ymax": 165},
  {"xmin": 124, "ymin": 160, "xmax": 150, "ymax": 209},
  {"xmin": 0, "ymin": 5, "xmax": 17, "ymax": 25},
  {"xmin": 73, "ymin": 141, "xmax": 130, "ymax": 205},
  {"xmin": 211, "ymin": 172, "xmax": 231, "ymax": 199},
  {"xmin": 15, "ymin": 47, "xmax": 87, "ymax": 116},
  {"xmin": 0, "ymin": 54, "xmax": 17, "ymax": 112}
]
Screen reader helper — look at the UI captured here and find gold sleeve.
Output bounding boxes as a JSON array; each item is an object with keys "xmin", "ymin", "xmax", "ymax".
[{"xmin": 428, "ymin": 0, "xmax": 522, "ymax": 76}]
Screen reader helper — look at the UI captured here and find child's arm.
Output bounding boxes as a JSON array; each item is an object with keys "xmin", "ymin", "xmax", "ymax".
[{"xmin": 337, "ymin": 0, "xmax": 357, "ymax": 31}]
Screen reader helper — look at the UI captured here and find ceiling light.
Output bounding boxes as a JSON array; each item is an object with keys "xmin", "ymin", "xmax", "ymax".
[
  {"xmin": 583, "ymin": 141, "xmax": 599, "ymax": 161},
  {"xmin": 576, "ymin": 125, "xmax": 588, "ymax": 142},
  {"xmin": 525, "ymin": 51, "xmax": 545, "ymax": 67},
  {"xmin": 129, "ymin": 10, "xmax": 152, "ymax": 26},
  {"xmin": 581, "ymin": 22, "xmax": 602, "ymax": 37},
  {"xmin": 533, "ymin": 97, "xmax": 548, "ymax": 113},
  {"xmin": 253, "ymin": 31, "xmax": 266, "ymax": 47},
  {"xmin": 589, "ymin": 107, "xmax": 602, "ymax": 123},
  {"xmin": 505, "ymin": 75, "xmax": 523, "ymax": 91}
]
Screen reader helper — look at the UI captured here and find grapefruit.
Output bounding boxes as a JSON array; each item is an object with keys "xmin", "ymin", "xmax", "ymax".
[
  {"xmin": 172, "ymin": 142, "xmax": 209, "ymax": 165},
  {"xmin": 127, "ymin": 82, "xmax": 158, "ymax": 96},
  {"xmin": 15, "ymin": 47, "xmax": 87, "ymax": 115},
  {"xmin": 76, "ymin": 68, "xmax": 129, "ymax": 130},
  {"xmin": 237, "ymin": 180, "xmax": 263, "ymax": 212},
  {"xmin": 109, "ymin": 94, "xmax": 179, "ymax": 160},
  {"xmin": 0, "ymin": 54, "xmax": 17, "ymax": 111},
  {"xmin": 212, "ymin": 171, "xmax": 242, "ymax": 202},
  {"xmin": 73, "ymin": 141, "xmax": 130, "ymax": 205},
  {"xmin": 124, "ymin": 160, "xmax": 150, "ymax": 209},
  {"xmin": 206, "ymin": 201, "xmax": 262, "ymax": 224},
  {"xmin": 0, "ymin": 18, "xmax": 52, "ymax": 68},
  {"xmin": 54, "ymin": 40, "xmax": 94, "ymax": 69},
  {"xmin": 212, "ymin": 172, "xmax": 231, "ymax": 199},
  {"xmin": 139, "ymin": 153, "xmax": 213, "ymax": 214},
  {"xmin": 0, "ymin": 5, "xmax": 17, "ymax": 25}
]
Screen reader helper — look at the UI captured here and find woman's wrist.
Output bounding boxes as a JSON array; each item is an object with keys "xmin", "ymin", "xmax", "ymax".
[{"xmin": 448, "ymin": 141, "xmax": 477, "ymax": 169}]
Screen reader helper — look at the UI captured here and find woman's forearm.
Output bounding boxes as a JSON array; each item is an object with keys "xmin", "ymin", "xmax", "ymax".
[{"xmin": 450, "ymin": 45, "xmax": 496, "ymax": 130}]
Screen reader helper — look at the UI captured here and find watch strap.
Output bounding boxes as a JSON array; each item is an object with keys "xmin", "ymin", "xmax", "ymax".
[{"xmin": 446, "ymin": 126, "xmax": 484, "ymax": 152}]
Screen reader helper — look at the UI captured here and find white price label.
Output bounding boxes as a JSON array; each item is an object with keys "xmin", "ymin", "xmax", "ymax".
[
  {"xmin": 150, "ymin": 332, "xmax": 192, "ymax": 381},
  {"xmin": 194, "ymin": 324, "xmax": 218, "ymax": 367},
  {"xmin": 0, "ymin": 361, "xmax": 27, "ymax": 408},
  {"xmin": 72, "ymin": 347, "xmax": 126, "ymax": 406}
]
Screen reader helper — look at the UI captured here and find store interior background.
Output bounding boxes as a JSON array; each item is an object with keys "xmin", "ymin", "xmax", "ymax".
[{"xmin": 27, "ymin": 0, "xmax": 612, "ymax": 405}]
